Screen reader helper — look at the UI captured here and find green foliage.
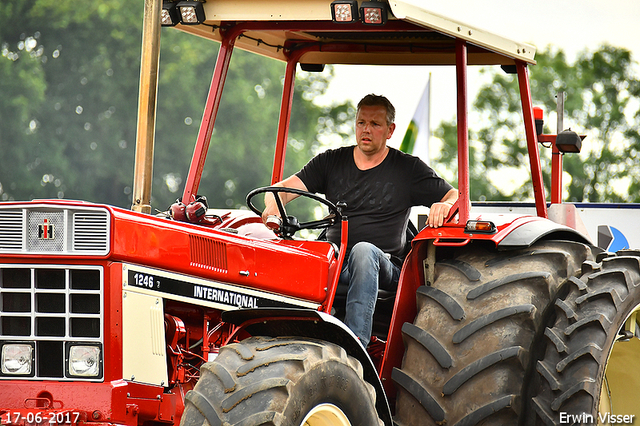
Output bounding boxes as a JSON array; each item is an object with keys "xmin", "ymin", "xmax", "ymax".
[
  {"xmin": 0, "ymin": 0, "xmax": 142, "ymax": 204},
  {"xmin": 0, "ymin": 0, "xmax": 353, "ymax": 211},
  {"xmin": 433, "ymin": 45, "xmax": 640, "ymax": 203}
]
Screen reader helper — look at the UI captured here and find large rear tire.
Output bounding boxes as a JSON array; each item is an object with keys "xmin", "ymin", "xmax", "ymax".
[
  {"xmin": 528, "ymin": 251, "xmax": 640, "ymax": 425},
  {"xmin": 181, "ymin": 337, "xmax": 383, "ymax": 426},
  {"xmin": 393, "ymin": 240, "xmax": 595, "ymax": 426}
]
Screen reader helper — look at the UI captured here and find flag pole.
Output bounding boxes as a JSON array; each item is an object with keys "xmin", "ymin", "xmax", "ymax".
[{"xmin": 426, "ymin": 72, "xmax": 431, "ymax": 163}]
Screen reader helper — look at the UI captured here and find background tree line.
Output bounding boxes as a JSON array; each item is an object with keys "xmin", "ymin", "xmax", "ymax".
[
  {"xmin": 0, "ymin": 0, "xmax": 353, "ymax": 213},
  {"xmin": 2, "ymin": 0, "xmax": 640, "ymax": 210},
  {"xmin": 433, "ymin": 45, "xmax": 640, "ymax": 203}
]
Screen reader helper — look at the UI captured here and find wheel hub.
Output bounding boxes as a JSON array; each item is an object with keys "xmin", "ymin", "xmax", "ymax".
[{"xmin": 300, "ymin": 403, "xmax": 352, "ymax": 426}]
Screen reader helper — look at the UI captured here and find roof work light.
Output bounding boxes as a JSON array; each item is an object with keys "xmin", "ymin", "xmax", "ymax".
[
  {"xmin": 177, "ymin": 1, "xmax": 206, "ymax": 25},
  {"xmin": 161, "ymin": 1, "xmax": 180, "ymax": 26},
  {"xmin": 331, "ymin": 0, "xmax": 388, "ymax": 25},
  {"xmin": 360, "ymin": 0, "xmax": 388, "ymax": 25},
  {"xmin": 330, "ymin": 0, "xmax": 359, "ymax": 23}
]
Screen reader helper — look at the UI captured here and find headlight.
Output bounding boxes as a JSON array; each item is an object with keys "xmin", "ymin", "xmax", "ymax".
[
  {"xmin": 67, "ymin": 345, "xmax": 101, "ymax": 377},
  {"xmin": 1, "ymin": 343, "xmax": 34, "ymax": 375}
]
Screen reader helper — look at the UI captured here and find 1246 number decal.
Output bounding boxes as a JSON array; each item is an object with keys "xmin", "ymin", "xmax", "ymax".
[{"xmin": 131, "ymin": 272, "xmax": 156, "ymax": 289}]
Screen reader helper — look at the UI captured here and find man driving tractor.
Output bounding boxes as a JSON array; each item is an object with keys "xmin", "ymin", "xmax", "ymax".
[{"xmin": 262, "ymin": 93, "xmax": 457, "ymax": 346}]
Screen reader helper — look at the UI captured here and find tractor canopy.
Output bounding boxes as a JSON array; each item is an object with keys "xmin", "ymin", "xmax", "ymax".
[
  {"xmin": 171, "ymin": 0, "xmax": 536, "ymax": 66},
  {"xmin": 135, "ymin": 0, "xmax": 547, "ymax": 226}
]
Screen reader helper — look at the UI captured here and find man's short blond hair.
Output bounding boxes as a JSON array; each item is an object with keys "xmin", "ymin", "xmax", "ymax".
[{"xmin": 357, "ymin": 94, "xmax": 396, "ymax": 125}]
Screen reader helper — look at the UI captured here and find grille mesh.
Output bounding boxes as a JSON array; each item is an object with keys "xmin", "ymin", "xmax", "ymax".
[
  {"xmin": 28, "ymin": 211, "xmax": 65, "ymax": 252},
  {"xmin": 73, "ymin": 211, "xmax": 109, "ymax": 252},
  {"xmin": 0, "ymin": 210, "xmax": 23, "ymax": 250}
]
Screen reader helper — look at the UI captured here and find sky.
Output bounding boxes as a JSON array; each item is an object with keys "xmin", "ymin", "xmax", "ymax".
[{"xmin": 315, "ymin": 0, "xmax": 640, "ymax": 152}]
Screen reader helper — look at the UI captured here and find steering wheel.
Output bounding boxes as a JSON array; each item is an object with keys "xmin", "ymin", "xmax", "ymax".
[{"xmin": 246, "ymin": 186, "xmax": 344, "ymax": 238}]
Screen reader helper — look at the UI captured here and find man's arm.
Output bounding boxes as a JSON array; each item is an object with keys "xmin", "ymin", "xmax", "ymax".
[
  {"xmin": 262, "ymin": 175, "xmax": 308, "ymax": 224},
  {"xmin": 425, "ymin": 188, "xmax": 458, "ymax": 228}
]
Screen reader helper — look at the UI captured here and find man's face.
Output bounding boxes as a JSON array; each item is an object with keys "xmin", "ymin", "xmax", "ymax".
[{"xmin": 355, "ymin": 105, "xmax": 395, "ymax": 156}]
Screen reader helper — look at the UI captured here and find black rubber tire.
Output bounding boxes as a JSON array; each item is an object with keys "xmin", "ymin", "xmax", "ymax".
[
  {"xmin": 392, "ymin": 240, "xmax": 595, "ymax": 426},
  {"xmin": 181, "ymin": 337, "xmax": 383, "ymax": 426},
  {"xmin": 528, "ymin": 251, "xmax": 640, "ymax": 425}
]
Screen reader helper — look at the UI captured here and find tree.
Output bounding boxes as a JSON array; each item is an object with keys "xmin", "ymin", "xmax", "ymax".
[
  {"xmin": 0, "ymin": 0, "xmax": 143, "ymax": 205},
  {"xmin": 0, "ymin": 1, "xmax": 48, "ymax": 201},
  {"xmin": 433, "ymin": 45, "xmax": 640, "ymax": 203},
  {"xmin": 0, "ymin": 0, "xmax": 354, "ymax": 211}
]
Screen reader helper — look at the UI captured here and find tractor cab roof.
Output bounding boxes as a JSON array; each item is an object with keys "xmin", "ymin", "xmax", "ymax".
[{"xmin": 172, "ymin": 0, "xmax": 536, "ymax": 66}]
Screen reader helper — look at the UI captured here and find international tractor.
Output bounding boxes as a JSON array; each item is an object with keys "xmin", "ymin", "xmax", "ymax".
[{"xmin": 2, "ymin": 1, "xmax": 639, "ymax": 425}]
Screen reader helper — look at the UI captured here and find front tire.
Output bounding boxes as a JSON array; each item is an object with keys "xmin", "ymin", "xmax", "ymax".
[{"xmin": 181, "ymin": 337, "xmax": 383, "ymax": 426}]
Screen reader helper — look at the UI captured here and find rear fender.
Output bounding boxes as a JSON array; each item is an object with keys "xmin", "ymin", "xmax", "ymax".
[
  {"xmin": 221, "ymin": 308, "xmax": 393, "ymax": 426},
  {"xmin": 496, "ymin": 217, "xmax": 592, "ymax": 249},
  {"xmin": 414, "ymin": 215, "xmax": 591, "ymax": 250}
]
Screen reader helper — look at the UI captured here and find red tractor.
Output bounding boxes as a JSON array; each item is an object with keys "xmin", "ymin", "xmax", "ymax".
[{"xmin": 2, "ymin": 1, "xmax": 639, "ymax": 425}]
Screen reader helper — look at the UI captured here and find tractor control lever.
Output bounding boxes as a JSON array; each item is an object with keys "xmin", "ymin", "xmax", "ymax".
[{"xmin": 265, "ymin": 215, "xmax": 283, "ymax": 231}]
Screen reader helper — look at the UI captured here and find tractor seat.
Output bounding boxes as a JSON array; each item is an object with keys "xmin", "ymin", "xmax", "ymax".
[
  {"xmin": 332, "ymin": 281, "xmax": 397, "ymax": 339},
  {"xmin": 333, "ymin": 283, "xmax": 396, "ymax": 302},
  {"xmin": 330, "ymin": 221, "xmax": 418, "ymax": 338}
]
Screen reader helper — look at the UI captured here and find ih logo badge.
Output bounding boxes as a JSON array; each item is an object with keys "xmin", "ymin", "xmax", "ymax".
[{"xmin": 38, "ymin": 218, "xmax": 55, "ymax": 240}]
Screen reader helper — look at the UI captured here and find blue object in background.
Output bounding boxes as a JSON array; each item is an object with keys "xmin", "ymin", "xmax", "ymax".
[{"xmin": 598, "ymin": 225, "xmax": 630, "ymax": 252}]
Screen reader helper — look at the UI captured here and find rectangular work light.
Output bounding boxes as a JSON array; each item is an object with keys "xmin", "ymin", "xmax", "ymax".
[
  {"xmin": 360, "ymin": 1, "xmax": 388, "ymax": 25},
  {"xmin": 161, "ymin": 1, "xmax": 180, "ymax": 26},
  {"xmin": 177, "ymin": 1, "xmax": 206, "ymax": 25},
  {"xmin": 331, "ymin": 0, "xmax": 359, "ymax": 23}
]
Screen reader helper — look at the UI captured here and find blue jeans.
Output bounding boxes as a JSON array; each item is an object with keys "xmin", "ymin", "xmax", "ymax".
[{"xmin": 339, "ymin": 242, "xmax": 401, "ymax": 347}]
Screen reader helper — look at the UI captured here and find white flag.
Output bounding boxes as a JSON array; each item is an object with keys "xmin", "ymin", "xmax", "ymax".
[{"xmin": 400, "ymin": 76, "xmax": 430, "ymax": 162}]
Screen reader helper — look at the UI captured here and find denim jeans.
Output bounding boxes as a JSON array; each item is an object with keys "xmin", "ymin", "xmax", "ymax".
[{"xmin": 339, "ymin": 241, "xmax": 401, "ymax": 347}]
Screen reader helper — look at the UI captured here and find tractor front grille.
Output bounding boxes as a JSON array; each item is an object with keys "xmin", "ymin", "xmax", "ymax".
[
  {"xmin": 0, "ymin": 205, "xmax": 110, "ymax": 255},
  {"xmin": 0, "ymin": 265, "xmax": 103, "ymax": 380}
]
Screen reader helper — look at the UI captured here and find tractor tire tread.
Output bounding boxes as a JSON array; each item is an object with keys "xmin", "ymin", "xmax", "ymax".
[{"xmin": 528, "ymin": 252, "xmax": 640, "ymax": 423}]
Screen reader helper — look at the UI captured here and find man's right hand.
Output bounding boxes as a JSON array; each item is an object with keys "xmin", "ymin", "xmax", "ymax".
[{"xmin": 261, "ymin": 193, "xmax": 283, "ymax": 225}]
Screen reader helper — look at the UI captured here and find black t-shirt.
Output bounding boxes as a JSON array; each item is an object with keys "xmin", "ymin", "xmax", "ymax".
[{"xmin": 296, "ymin": 146, "xmax": 453, "ymax": 257}]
